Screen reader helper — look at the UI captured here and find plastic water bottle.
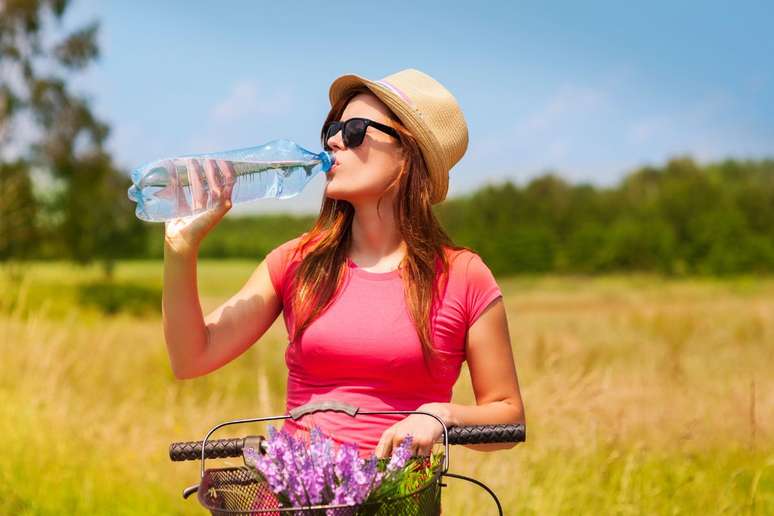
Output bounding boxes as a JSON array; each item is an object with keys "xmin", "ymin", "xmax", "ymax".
[{"xmin": 127, "ymin": 139, "xmax": 335, "ymax": 222}]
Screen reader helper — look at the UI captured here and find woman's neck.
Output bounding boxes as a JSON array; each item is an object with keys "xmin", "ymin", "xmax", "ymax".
[{"xmin": 349, "ymin": 200, "xmax": 405, "ymax": 270}]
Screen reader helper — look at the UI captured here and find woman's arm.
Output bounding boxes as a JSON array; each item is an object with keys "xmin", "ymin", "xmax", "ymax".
[
  {"xmin": 375, "ymin": 296, "xmax": 524, "ymax": 457},
  {"xmin": 424, "ymin": 296, "xmax": 525, "ymax": 451},
  {"xmin": 162, "ymin": 238, "xmax": 282, "ymax": 379},
  {"xmin": 161, "ymin": 158, "xmax": 285, "ymax": 379}
]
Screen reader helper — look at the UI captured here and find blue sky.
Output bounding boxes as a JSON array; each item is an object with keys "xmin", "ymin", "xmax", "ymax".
[{"xmin": 60, "ymin": 0, "xmax": 774, "ymax": 214}]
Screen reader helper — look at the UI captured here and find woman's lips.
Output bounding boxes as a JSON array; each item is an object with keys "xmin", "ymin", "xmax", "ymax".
[{"xmin": 326, "ymin": 162, "xmax": 338, "ymax": 180}]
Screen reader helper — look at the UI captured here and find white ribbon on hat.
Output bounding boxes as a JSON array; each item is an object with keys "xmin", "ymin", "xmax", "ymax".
[{"xmin": 374, "ymin": 80, "xmax": 416, "ymax": 109}]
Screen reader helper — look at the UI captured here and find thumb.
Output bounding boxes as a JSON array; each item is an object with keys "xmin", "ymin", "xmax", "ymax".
[{"xmin": 375, "ymin": 428, "xmax": 395, "ymax": 459}]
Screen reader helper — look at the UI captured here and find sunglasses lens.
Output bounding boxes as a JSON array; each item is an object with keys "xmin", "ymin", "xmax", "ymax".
[
  {"xmin": 322, "ymin": 122, "xmax": 339, "ymax": 150},
  {"xmin": 321, "ymin": 119, "xmax": 370, "ymax": 150},
  {"xmin": 344, "ymin": 119, "xmax": 367, "ymax": 148}
]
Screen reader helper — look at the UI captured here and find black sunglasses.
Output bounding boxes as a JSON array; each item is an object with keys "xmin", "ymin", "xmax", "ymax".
[{"xmin": 321, "ymin": 117, "xmax": 399, "ymax": 151}]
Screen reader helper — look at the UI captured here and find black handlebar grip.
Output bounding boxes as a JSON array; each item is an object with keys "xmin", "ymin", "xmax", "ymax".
[
  {"xmin": 447, "ymin": 424, "xmax": 525, "ymax": 445},
  {"xmin": 169, "ymin": 424, "xmax": 526, "ymax": 461},
  {"xmin": 169, "ymin": 437, "xmax": 245, "ymax": 461}
]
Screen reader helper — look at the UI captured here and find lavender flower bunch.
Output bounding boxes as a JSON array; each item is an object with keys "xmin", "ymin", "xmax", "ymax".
[{"xmin": 242, "ymin": 425, "xmax": 416, "ymax": 512}]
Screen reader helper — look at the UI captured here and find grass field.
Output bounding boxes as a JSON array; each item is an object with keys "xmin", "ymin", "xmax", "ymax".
[{"xmin": 1, "ymin": 261, "xmax": 773, "ymax": 515}]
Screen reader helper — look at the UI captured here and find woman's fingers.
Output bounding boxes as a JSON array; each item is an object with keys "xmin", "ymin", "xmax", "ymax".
[
  {"xmin": 406, "ymin": 437, "xmax": 421, "ymax": 457},
  {"xmin": 188, "ymin": 158, "xmax": 207, "ymax": 211},
  {"xmin": 203, "ymin": 159, "xmax": 223, "ymax": 203},
  {"xmin": 417, "ymin": 441, "xmax": 433, "ymax": 457},
  {"xmin": 168, "ymin": 160, "xmax": 190, "ymax": 213},
  {"xmin": 160, "ymin": 159, "xmax": 235, "ymax": 253},
  {"xmin": 378, "ymin": 422, "xmax": 438, "ymax": 459},
  {"xmin": 392, "ymin": 434, "xmax": 406, "ymax": 456},
  {"xmin": 217, "ymin": 159, "xmax": 236, "ymax": 204},
  {"xmin": 375, "ymin": 428, "xmax": 396, "ymax": 459},
  {"xmin": 392, "ymin": 433, "xmax": 422, "ymax": 457}
]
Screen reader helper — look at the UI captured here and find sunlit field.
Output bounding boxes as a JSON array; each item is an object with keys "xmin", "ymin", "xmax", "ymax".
[{"xmin": 1, "ymin": 261, "xmax": 772, "ymax": 515}]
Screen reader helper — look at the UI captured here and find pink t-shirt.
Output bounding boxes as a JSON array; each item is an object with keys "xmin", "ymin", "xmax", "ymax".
[{"xmin": 264, "ymin": 234, "xmax": 502, "ymax": 456}]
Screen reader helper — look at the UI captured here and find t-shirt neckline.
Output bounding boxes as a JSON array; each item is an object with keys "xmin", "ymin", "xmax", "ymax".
[{"xmin": 346, "ymin": 257, "xmax": 401, "ymax": 281}]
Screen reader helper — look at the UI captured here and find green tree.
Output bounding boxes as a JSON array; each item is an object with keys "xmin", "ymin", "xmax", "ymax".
[
  {"xmin": 1, "ymin": 0, "xmax": 147, "ymax": 275},
  {"xmin": 0, "ymin": 160, "xmax": 38, "ymax": 278},
  {"xmin": 436, "ymin": 156, "xmax": 772, "ymax": 276}
]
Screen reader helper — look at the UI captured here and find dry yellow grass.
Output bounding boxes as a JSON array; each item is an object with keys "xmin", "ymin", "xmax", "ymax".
[{"xmin": 1, "ymin": 262, "xmax": 772, "ymax": 514}]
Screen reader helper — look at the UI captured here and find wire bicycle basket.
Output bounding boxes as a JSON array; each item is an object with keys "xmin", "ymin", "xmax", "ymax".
[{"xmin": 169, "ymin": 400, "xmax": 526, "ymax": 515}]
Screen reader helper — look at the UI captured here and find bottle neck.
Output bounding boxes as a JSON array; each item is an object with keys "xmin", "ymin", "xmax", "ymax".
[{"xmin": 318, "ymin": 150, "xmax": 334, "ymax": 172}]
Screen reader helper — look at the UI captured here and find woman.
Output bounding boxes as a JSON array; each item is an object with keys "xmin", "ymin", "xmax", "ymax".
[{"xmin": 162, "ymin": 68, "xmax": 525, "ymax": 460}]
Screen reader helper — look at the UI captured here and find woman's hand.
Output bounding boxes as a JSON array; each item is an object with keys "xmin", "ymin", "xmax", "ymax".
[
  {"xmin": 374, "ymin": 403, "xmax": 453, "ymax": 459},
  {"xmin": 164, "ymin": 158, "xmax": 236, "ymax": 256}
]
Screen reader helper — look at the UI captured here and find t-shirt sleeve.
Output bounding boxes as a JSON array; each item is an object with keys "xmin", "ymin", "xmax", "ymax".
[
  {"xmin": 464, "ymin": 253, "xmax": 503, "ymax": 328},
  {"xmin": 264, "ymin": 236, "xmax": 303, "ymax": 299}
]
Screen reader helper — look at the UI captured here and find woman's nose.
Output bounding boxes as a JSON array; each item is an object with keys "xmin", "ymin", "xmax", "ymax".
[{"xmin": 326, "ymin": 129, "xmax": 345, "ymax": 150}]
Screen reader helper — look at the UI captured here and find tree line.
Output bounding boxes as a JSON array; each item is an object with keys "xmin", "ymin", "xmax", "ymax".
[
  {"xmin": 435, "ymin": 156, "xmax": 774, "ymax": 275},
  {"xmin": 138, "ymin": 155, "xmax": 771, "ymax": 276}
]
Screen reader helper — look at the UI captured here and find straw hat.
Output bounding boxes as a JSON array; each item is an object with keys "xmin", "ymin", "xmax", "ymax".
[{"xmin": 328, "ymin": 68, "xmax": 468, "ymax": 204}]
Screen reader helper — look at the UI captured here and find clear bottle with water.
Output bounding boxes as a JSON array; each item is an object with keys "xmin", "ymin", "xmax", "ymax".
[{"xmin": 127, "ymin": 139, "xmax": 335, "ymax": 222}]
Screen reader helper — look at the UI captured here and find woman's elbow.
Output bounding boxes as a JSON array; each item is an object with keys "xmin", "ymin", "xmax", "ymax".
[
  {"xmin": 170, "ymin": 361, "xmax": 205, "ymax": 380},
  {"xmin": 171, "ymin": 364, "xmax": 194, "ymax": 380}
]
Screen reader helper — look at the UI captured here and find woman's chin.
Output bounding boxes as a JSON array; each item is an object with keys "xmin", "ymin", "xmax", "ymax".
[{"xmin": 323, "ymin": 185, "xmax": 349, "ymax": 202}]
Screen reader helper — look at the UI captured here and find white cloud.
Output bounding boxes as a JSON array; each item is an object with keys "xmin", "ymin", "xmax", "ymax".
[
  {"xmin": 516, "ymin": 83, "xmax": 609, "ymax": 134},
  {"xmin": 211, "ymin": 80, "xmax": 292, "ymax": 124},
  {"xmin": 625, "ymin": 91, "xmax": 731, "ymax": 147},
  {"xmin": 455, "ymin": 81, "xmax": 615, "ymax": 191},
  {"xmin": 183, "ymin": 80, "xmax": 297, "ymax": 154},
  {"xmin": 622, "ymin": 90, "xmax": 774, "ymax": 166}
]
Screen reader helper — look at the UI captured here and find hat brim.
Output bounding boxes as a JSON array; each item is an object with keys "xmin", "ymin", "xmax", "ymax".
[{"xmin": 328, "ymin": 74, "xmax": 448, "ymax": 204}]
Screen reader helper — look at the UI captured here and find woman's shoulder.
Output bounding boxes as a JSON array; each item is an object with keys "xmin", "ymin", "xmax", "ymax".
[
  {"xmin": 265, "ymin": 233, "xmax": 315, "ymax": 296},
  {"xmin": 265, "ymin": 232, "xmax": 314, "ymax": 274},
  {"xmin": 440, "ymin": 245, "xmax": 499, "ymax": 291},
  {"xmin": 271, "ymin": 233, "xmax": 306, "ymax": 256},
  {"xmin": 440, "ymin": 245, "xmax": 502, "ymax": 324},
  {"xmin": 268, "ymin": 232, "xmax": 320, "ymax": 260},
  {"xmin": 442, "ymin": 245, "xmax": 489, "ymax": 273}
]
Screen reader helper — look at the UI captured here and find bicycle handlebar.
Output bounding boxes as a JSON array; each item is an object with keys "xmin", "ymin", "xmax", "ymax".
[{"xmin": 169, "ymin": 423, "xmax": 525, "ymax": 462}]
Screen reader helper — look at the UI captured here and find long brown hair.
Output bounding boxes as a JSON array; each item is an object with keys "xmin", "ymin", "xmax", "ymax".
[{"xmin": 288, "ymin": 86, "xmax": 467, "ymax": 371}]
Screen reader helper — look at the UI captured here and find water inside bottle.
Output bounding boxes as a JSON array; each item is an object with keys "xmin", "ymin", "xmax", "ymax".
[{"xmin": 130, "ymin": 157, "xmax": 323, "ymax": 221}]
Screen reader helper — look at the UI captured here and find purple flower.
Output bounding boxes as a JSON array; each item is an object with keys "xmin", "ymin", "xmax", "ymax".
[
  {"xmin": 386, "ymin": 435, "xmax": 414, "ymax": 473},
  {"xmin": 331, "ymin": 442, "xmax": 359, "ymax": 505},
  {"xmin": 309, "ymin": 427, "xmax": 336, "ymax": 498},
  {"xmin": 250, "ymin": 425, "xmax": 415, "ymax": 511},
  {"xmin": 255, "ymin": 427, "xmax": 290, "ymax": 495},
  {"xmin": 293, "ymin": 430, "xmax": 325, "ymax": 506},
  {"xmin": 330, "ymin": 443, "xmax": 382, "ymax": 507},
  {"xmin": 356, "ymin": 455, "xmax": 383, "ymax": 500}
]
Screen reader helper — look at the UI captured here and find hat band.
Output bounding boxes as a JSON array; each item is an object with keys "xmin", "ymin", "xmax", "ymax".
[{"xmin": 374, "ymin": 80, "xmax": 415, "ymax": 109}]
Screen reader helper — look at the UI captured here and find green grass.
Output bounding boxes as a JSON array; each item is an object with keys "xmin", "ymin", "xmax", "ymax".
[{"xmin": 1, "ymin": 261, "xmax": 773, "ymax": 514}]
